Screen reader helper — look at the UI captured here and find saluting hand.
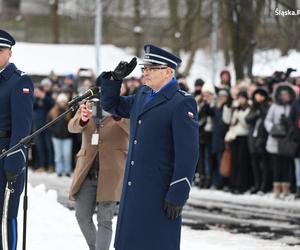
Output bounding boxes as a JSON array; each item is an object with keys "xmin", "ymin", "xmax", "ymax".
[
  {"xmin": 95, "ymin": 57, "xmax": 137, "ymax": 85},
  {"xmin": 111, "ymin": 57, "xmax": 137, "ymax": 81},
  {"xmin": 80, "ymin": 103, "xmax": 92, "ymax": 122}
]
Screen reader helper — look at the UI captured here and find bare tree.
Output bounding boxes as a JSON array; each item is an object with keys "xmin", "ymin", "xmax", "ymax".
[
  {"xmin": 274, "ymin": 0, "xmax": 300, "ymax": 55},
  {"xmin": 223, "ymin": 0, "xmax": 265, "ymax": 80}
]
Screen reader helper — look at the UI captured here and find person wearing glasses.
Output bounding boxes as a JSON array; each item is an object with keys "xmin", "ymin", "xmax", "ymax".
[{"xmin": 98, "ymin": 44, "xmax": 199, "ymax": 250}]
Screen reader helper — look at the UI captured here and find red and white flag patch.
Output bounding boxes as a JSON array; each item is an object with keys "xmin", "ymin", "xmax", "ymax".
[
  {"xmin": 188, "ymin": 111, "xmax": 194, "ymax": 119},
  {"xmin": 23, "ymin": 88, "xmax": 30, "ymax": 95}
]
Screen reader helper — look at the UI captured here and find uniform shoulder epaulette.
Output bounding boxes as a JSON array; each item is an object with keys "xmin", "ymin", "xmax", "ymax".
[
  {"xmin": 16, "ymin": 69, "xmax": 27, "ymax": 76},
  {"xmin": 178, "ymin": 89, "xmax": 191, "ymax": 96}
]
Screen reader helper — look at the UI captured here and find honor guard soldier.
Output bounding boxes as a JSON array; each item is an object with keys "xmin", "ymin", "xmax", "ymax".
[
  {"xmin": 0, "ymin": 30, "xmax": 34, "ymax": 250},
  {"xmin": 98, "ymin": 44, "xmax": 199, "ymax": 250}
]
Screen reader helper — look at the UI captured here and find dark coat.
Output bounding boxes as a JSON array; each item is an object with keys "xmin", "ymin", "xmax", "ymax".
[
  {"xmin": 33, "ymin": 93, "xmax": 54, "ymax": 130},
  {"xmin": 48, "ymin": 107, "xmax": 72, "ymax": 139},
  {"xmin": 245, "ymin": 103, "xmax": 269, "ymax": 154},
  {"xmin": 289, "ymin": 99, "xmax": 300, "ymax": 156},
  {"xmin": 197, "ymin": 102, "xmax": 213, "ymax": 144},
  {"xmin": 0, "ymin": 63, "xmax": 34, "ymax": 218},
  {"xmin": 211, "ymin": 105, "xmax": 230, "ymax": 153},
  {"xmin": 101, "ymin": 76, "xmax": 199, "ymax": 250}
]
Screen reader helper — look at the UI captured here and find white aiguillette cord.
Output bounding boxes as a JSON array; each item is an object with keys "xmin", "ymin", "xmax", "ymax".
[{"xmin": 2, "ymin": 184, "xmax": 13, "ymax": 250}]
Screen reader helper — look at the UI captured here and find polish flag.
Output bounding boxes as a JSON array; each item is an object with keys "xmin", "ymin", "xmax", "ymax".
[
  {"xmin": 23, "ymin": 88, "xmax": 30, "ymax": 95},
  {"xmin": 188, "ymin": 111, "xmax": 194, "ymax": 118}
]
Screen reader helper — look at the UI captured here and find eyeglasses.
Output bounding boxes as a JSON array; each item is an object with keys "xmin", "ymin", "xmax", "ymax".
[{"xmin": 141, "ymin": 66, "xmax": 168, "ymax": 73}]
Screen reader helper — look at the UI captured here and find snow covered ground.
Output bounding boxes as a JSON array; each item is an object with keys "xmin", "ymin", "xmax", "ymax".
[
  {"xmin": 189, "ymin": 187, "xmax": 300, "ymax": 212},
  {"xmin": 15, "ymin": 184, "xmax": 298, "ymax": 250},
  {"xmin": 10, "ymin": 42, "xmax": 300, "ymax": 90}
]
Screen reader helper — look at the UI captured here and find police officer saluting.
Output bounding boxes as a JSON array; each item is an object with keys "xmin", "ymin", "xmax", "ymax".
[
  {"xmin": 0, "ymin": 30, "xmax": 34, "ymax": 250},
  {"xmin": 98, "ymin": 44, "xmax": 199, "ymax": 250}
]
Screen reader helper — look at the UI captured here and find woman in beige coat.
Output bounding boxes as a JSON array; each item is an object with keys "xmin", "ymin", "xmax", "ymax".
[{"xmin": 68, "ymin": 101, "xmax": 129, "ymax": 250}]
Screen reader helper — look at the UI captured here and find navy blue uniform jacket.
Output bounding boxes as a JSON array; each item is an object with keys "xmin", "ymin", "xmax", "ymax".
[
  {"xmin": 0, "ymin": 63, "xmax": 34, "ymax": 218},
  {"xmin": 101, "ymin": 76, "xmax": 199, "ymax": 250}
]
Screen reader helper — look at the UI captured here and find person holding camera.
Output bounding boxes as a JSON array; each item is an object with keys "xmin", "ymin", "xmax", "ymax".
[
  {"xmin": 98, "ymin": 44, "xmax": 199, "ymax": 250},
  {"xmin": 245, "ymin": 88, "xmax": 270, "ymax": 193},
  {"xmin": 48, "ymin": 93, "xmax": 73, "ymax": 177},
  {"xmin": 196, "ymin": 82, "xmax": 215, "ymax": 189},
  {"xmin": 68, "ymin": 97, "xmax": 129, "ymax": 250},
  {"xmin": 225, "ymin": 90, "xmax": 251, "ymax": 194},
  {"xmin": 33, "ymin": 80, "xmax": 55, "ymax": 172}
]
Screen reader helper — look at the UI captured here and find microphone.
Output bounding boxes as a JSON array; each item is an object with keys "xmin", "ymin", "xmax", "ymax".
[{"xmin": 68, "ymin": 86, "xmax": 100, "ymax": 106}]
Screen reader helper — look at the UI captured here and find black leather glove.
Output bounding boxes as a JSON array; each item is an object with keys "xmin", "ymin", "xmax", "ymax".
[
  {"xmin": 111, "ymin": 57, "xmax": 137, "ymax": 81},
  {"xmin": 164, "ymin": 201, "xmax": 183, "ymax": 220},
  {"xmin": 6, "ymin": 171, "xmax": 18, "ymax": 191}
]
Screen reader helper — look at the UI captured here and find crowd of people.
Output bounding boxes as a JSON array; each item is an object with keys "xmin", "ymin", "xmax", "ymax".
[
  {"xmin": 30, "ymin": 66, "xmax": 300, "ymax": 200},
  {"xmin": 3, "ymin": 27, "xmax": 298, "ymax": 250},
  {"xmin": 193, "ymin": 68, "xmax": 300, "ymax": 199}
]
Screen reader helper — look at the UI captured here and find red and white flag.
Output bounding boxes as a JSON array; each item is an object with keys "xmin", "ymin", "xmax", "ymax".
[
  {"xmin": 22, "ymin": 88, "xmax": 30, "ymax": 95},
  {"xmin": 188, "ymin": 111, "xmax": 194, "ymax": 118}
]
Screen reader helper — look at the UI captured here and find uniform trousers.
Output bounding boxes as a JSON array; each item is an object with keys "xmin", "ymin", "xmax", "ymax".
[{"xmin": 0, "ymin": 138, "xmax": 24, "ymax": 250}]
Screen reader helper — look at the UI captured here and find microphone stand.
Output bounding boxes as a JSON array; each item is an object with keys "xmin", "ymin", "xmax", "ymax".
[{"xmin": 0, "ymin": 102, "xmax": 80, "ymax": 250}]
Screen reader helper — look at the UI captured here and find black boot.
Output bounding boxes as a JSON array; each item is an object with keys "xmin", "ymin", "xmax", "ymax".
[{"xmin": 249, "ymin": 186, "xmax": 259, "ymax": 194}]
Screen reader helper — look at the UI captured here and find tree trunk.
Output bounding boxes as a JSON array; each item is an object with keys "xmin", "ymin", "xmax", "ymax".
[
  {"xmin": 2, "ymin": 0, "xmax": 20, "ymax": 16},
  {"xmin": 277, "ymin": 0, "xmax": 299, "ymax": 56},
  {"xmin": 133, "ymin": 0, "xmax": 143, "ymax": 57},
  {"xmin": 50, "ymin": 0, "xmax": 59, "ymax": 44},
  {"xmin": 183, "ymin": 49, "xmax": 196, "ymax": 77},
  {"xmin": 220, "ymin": 3, "xmax": 231, "ymax": 67},
  {"xmin": 224, "ymin": 0, "xmax": 265, "ymax": 81},
  {"xmin": 168, "ymin": 0, "xmax": 180, "ymax": 56}
]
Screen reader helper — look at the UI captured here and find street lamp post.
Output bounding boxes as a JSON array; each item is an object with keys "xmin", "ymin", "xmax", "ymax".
[{"xmin": 211, "ymin": 0, "xmax": 219, "ymax": 85}]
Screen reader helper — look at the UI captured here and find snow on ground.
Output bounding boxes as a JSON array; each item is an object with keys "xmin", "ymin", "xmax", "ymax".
[
  {"xmin": 190, "ymin": 187, "xmax": 300, "ymax": 212},
  {"xmin": 15, "ymin": 184, "xmax": 297, "ymax": 250},
  {"xmin": 10, "ymin": 42, "xmax": 300, "ymax": 90}
]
